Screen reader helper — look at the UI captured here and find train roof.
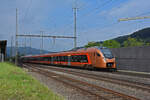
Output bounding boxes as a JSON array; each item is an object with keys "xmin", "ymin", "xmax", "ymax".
[{"xmin": 21, "ymin": 46, "xmax": 108, "ymax": 58}]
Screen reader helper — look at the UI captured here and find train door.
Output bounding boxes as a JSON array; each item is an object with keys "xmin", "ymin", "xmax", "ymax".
[
  {"xmin": 51, "ymin": 56, "xmax": 53, "ymax": 64},
  {"xmin": 89, "ymin": 52, "xmax": 96, "ymax": 67},
  {"xmin": 95, "ymin": 52, "xmax": 101, "ymax": 67},
  {"xmin": 92, "ymin": 51, "xmax": 99, "ymax": 67},
  {"xmin": 68, "ymin": 55, "xmax": 71, "ymax": 66},
  {"xmin": 94, "ymin": 52, "xmax": 97, "ymax": 66}
]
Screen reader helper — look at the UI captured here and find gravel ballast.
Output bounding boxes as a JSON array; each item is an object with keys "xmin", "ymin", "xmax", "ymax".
[{"xmin": 24, "ymin": 65, "xmax": 150, "ymax": 100}]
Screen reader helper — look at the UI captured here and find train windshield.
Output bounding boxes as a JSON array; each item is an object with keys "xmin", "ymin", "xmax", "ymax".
[{"xmin": 99, "ymin": 48, "xmax": 114, "ymax": 59}]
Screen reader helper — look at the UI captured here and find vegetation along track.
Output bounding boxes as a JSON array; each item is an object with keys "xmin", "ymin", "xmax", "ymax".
[
  {"xmin": 29, "ymin": 63, "xmax": 150, "ymax": 93},
  {"xmin": 23, "ymin": 64, "xmax": 139, "ymax": 100}
]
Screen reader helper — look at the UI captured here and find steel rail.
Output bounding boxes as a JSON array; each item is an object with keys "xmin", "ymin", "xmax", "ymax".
[
  {"xmin": 32, "ymin": 64, "xmax": 150, "ymax": 93},
  {"xmin": 24, "ymin": 64, "xmax": 140, "ymax": 100},
  {"xmin": 23, "ymin": 64, "xmax": 107, "ymax": 100}
]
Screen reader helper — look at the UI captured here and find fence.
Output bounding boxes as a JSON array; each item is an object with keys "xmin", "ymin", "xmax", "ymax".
[{"xmin": 111, "ymin": 46, "xmax": 150, "ymax": 72}]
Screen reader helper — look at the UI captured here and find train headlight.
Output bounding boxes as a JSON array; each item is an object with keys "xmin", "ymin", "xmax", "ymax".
[{"xmin": 103, "ymin": 57, "xmax": 106, "ymax": 62}]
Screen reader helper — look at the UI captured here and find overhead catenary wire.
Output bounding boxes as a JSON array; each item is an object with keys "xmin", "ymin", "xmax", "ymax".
[
  {"xmin": 78, "ymin": 0, "xmax": 114, "ymax": 20},
  {"xmin": 22, "ymin": 0, "xmax": 33, "ymax": 22},
  {"xmin": 61, "ymin": 0, "xmax": 114, "ymax": 33}
]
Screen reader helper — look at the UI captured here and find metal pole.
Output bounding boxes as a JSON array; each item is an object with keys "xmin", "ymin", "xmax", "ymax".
[
  {"xmin": 30, "ymin": 33, "xmax": 32, "ymax": 54},
  {"xmin": 15, "ymin": 8, "xmax": 18, "ymax": 65},
  {"xmin": 73, "ymin": 8, "xmax": 77, "ymax": 48},
  {"xmin": 42, "ymin": 32, "xmax": 43, "ymax": 54},
  {"xmin": 11, "ymin": 36, "xmax": 13, "ymax": 58},
  {"xmin": 24, "ymin": 35, "xmax": 26, "ymax": 55},
  {"xmin": 40, "ymin": 31, "xmax": 44, "ymax": 54}
]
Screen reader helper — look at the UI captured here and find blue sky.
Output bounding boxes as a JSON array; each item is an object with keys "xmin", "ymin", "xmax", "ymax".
[{"xmin": 1, "ymin": 0, "xmax": 150, "ymax": 51}]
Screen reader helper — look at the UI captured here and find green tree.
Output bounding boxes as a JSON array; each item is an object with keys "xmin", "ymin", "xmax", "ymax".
[
  {"xmin": 102, "ymin": 40, "xmax": 120, "ymax": 48},
  {"xmin": 85, "ymin": 41, "xmax": 102, "ymax": 48},
  {"xmin": 145, "ymin": 42, "xmax": 150, "ymax": 46},
  {"xmin": 123, "ymin": 37, "xmax": 144, "ymax": 47}
]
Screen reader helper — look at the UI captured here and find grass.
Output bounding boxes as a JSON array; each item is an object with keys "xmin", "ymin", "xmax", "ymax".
[{"xmin": 0, "ymin": 62, "xmax": 63, "ymax": 100}]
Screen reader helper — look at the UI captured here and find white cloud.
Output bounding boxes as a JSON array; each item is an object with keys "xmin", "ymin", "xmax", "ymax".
[
  {"xmin": 1, "ymin": 0, "xmax": 150, "ymax": 51},
  {"xmin": 109, "ymin": 0, "xmax": 150, "ymax": 18},
  {"xmin": 77, "ymin": 0, "xmax": 150, "ymax": 46},
  {"xmin": 0, "ymin": 0, "xmax": 86, "ymax": 51}
]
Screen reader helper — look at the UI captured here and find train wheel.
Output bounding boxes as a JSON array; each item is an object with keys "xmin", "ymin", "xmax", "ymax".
[{"xmin": 111, "ymin": 68, "xmax": 117, "ymax": 72}]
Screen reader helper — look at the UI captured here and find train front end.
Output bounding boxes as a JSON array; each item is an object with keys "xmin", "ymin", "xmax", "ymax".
[{"xmin": 97, "ymin": 47, "xmax": 116, "ymax": 71}]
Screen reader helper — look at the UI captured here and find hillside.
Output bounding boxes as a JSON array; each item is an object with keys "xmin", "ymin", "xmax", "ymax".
[
  {"xmin": 7, "ymin": 47, "xmax": 52, "ymax": 57},
  {"xmin": 7, "ymin": 27, "xmax": 150, "ymax": 56},
  {"xmin": 114, "ymin": 27, "xmax": 150, "ymax": 44},
  {"xmin": 84, "ymin": 27, "xmax": 150, "ymax": 48}
]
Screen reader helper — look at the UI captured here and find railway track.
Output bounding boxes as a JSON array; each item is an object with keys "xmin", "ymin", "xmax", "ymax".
[
  {"xmin": 29, "ymin": 64, "xmax": 150, "ymax": 93},
  {"xmin": 23, "ymin": 64, "xmax": 139, "ymax": 100},
  {"xmin": 110, "ymin": 71, "xmax": 150, "ymax": 79}
]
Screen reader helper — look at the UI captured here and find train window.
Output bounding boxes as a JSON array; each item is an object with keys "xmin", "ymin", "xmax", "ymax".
[
  {"xmin": 72, "ymin": 56, "xmax": 75, "ymax": 62},
  {"xmin": 44, "ymin": 57, "xmax": 50, "ymax": 61},
  {"xmin": 59, "ymin": 56, "xmax": 61, "ymax": 61},
  {"xmin": 55, "ymin": 57, "xmax": 57, "ymax": 61},
  {"xmin": 64, "ymin": 56, "xmax": 66, "ymax": 62},
  {"xmin": 77, "ymin": 55, "xmax": 81, "ymax": 62},
  {"xmin": 41, "ymin": 57, "xmax": 44, "ymax": 61},
  {"xmin": 99, "ymin": 48, "xmax": 114, "ymax": 58},
  {"xmin": 45, "ymin": 57, "xmax": 47, "ymax": 61},
  {"xmin": 58, "ymin": 56, "xmax": 60, "ymax": 62},
  {"xmin": 70, "ymin": 55, "xmax": 88, "ymax": 63},
  {"xmin": 66, "ymin": 56, "xmax": 68, "ymax": 62},
  {"xmin": 56, "ymin": 56, "xmax": 58, "ymax": 61},
  {"xmin": 53, "ymin": 57, "xmax": 55, "ymax": 61},
  {"xmin": 63, "ymin": 56, "xmax": 66, "ymax": 62},
  {"xmin": 80, "ymin": 55, "xmax": 88, "ymax": 63},
  {"xmin": 43, "ymin": 57, "xmax": 45, "ymax": 61},
  {"xmin": 58, "ymin": 56, "xmax": 60, "ymax": 61},
  {"xmin": 61, "ymin": 56, "xmax": 64, "ymax": 62},
  {"xmin": 75, "ymin": 55, "xmax": 79, "ymax": 62},
  {"xmin": 63, "ymin": 56, "xmax": 65, "ymax": 62},
  {"xmin": 71, "ymin": 56, "xmax": 74, "ymax": 62},
  {"xmin": 97, "ymin": 53, "xmax": 100, "ymax": 57},
  {"xmin": 51, "ymin": 57, "xmax": 53, "ymax": 61},
  {"xmin": 71, "ymin": 55, "xmax": 77, "ymax": 62},
  {"xmin": 61, "ymin": 56, "xmax": 63, "ymax": 61}
]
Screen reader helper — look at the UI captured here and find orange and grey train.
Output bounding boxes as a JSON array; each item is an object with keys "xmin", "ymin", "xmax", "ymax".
[{"xmin": 21, "ymin": 47, "xmax": 116, "ymax": 71}]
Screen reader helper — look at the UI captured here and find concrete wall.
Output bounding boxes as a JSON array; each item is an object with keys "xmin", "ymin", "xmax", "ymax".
[{"xmin": 110, "ymin": 46, "xmax": 150, "ymax": 72}]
